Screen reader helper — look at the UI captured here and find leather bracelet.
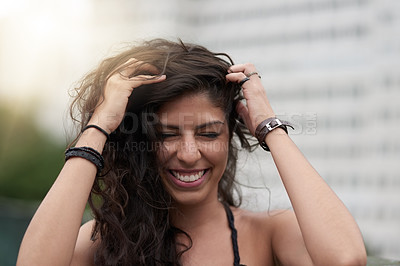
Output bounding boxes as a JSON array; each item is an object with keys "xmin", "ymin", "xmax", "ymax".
[
  {"xmin": 255, "ymin": 117, "xmax": 294, "ymax": 151},
  {"xmin": 82, "ymin": 124, "xmax": 110, "ymax": 140},
  {"xmin": 65, "ymin": 146, "xmax": 104, "ymax": 174}
]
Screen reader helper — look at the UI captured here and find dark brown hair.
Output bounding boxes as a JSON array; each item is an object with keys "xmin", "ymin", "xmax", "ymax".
[{"xmin": 70, "ymin": 39, "xmax": 254, "ymax": 265}]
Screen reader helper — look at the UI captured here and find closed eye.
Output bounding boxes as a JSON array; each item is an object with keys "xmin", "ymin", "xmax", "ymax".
[
  {"xmin": 160, "ymin": 133, "xmax": 179, "ymax": 139},
  {"xmin": 198, "ymin": 132, "xmax": 220, "ymax": 139}
]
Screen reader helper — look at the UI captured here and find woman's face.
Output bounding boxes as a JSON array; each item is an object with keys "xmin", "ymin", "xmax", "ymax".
[{"xmin": 156, "ymin": 93, "xmax": 230, "ymax": 206}]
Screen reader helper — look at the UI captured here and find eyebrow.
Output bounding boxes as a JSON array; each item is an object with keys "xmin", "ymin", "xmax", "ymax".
[{"xmin": 159, "ymin": 120, "xmax": 225, "ymax": 130}]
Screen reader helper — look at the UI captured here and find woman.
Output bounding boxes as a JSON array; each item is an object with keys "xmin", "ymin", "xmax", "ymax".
[{"xmin": 17, "ymin": 39, "xmax": 367, "ymax": 265}]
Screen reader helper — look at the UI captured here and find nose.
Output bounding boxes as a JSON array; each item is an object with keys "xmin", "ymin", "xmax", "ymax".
[{"xmin": 176, "ymin": 136, "xmax": 201, "ymax": 165}]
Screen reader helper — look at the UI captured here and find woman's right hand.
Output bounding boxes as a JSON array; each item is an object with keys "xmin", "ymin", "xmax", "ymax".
[{"xmin": 89, "ymin": 58, "xmax": 166, "ymax": 134}]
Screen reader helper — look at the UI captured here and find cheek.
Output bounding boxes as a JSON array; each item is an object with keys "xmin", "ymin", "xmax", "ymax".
[
  {"xmin": 202, "ymin": 135, "xmax": 229, "ymax": 153},
  {"xmin": 201, "ymin": 141, "xmax": 229, "ymax": 165},
  {"xmin": 156, "ymin": 143, "xmax": 175, "ymax": 163},
  {"xmin": 212, "ymin": 141, "xmax": 229, "ymax": 154}
]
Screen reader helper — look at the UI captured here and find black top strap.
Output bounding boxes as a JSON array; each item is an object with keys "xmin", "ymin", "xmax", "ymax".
[{"xmin": 223, "ymin": 203, "xmax": 241, "ymax": 266}]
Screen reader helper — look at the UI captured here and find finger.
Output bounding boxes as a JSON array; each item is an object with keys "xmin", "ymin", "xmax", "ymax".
[
  {"xmin": 118, "ymin": 58, "xmax": 139, "ymax": 76},
  {"xmin": 132, "ymin": 74, "xmax": 166, "ymax": 85},
  {"xmin": 228, "ymin": 64, "xmax": 248, "ymax": 73},
  {"xmin": 121, "ymin": 74, "xmax": 166, "ymax": 90},
  {"xmin": 226, "ymin": 72, "xmax": 247, "ymax": 83},
  {"xmin": 226, "ymin": 73, "xmax": 261, "ymax": 90},
  {"xmin": 117, "ymin": 58, "xmax": 161, "ymax": 78},
  {"xmin": 128, "ymin": 62, "xmax": 160, "ymax": 76},
  {"xmin": 228, "ymin": 63, "xmax": 257, "ymax": 76},
  {"xmin": 137, "ymin": 63, "xmax": 160, "ymax": 75}
]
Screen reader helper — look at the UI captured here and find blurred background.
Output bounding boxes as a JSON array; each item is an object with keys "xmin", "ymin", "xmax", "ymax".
[{"xmin": 0, "ymin": 0, "xmax": 399, "ymax": 264}]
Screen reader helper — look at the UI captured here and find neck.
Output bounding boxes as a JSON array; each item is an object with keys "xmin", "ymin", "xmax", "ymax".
[{"xmin": 170, "ymin": 198, "xmax": 226, "ymax": 234}]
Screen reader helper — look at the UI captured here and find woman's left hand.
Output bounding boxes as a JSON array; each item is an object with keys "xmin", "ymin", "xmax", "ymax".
[{"xmin": 226, "ymin": 63, "xmax": 275, "ymax": 135}]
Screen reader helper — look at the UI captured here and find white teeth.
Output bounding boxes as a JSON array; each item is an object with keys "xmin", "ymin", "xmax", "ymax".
[{"xmin": 171, "ymin": 170, "xmax": 205, "ymax": 183}]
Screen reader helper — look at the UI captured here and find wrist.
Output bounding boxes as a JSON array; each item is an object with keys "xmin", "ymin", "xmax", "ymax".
[
  {"xmin": 253, "ymin": 109, "xmax": 276, "ymax": 128},
  {"xmin": 65, "ymin": 146, "xmax": 104, "ymax": 175},
  {"xmin": 264, "ymin": 127, "xmax": 288, "ymax": 148},
  {"xmin": 76, "ymin": 127, "xmax": 107, "ymax": 153},
  {"xmin": 255, "ymin": 117, "xmax": 293, "ymax": 151},
  {"xmin": 82, "ymin": 124, "xmax": 110, "ymax": 140},
  {"xmin": 88, "ymin": 111, "xmax": 118, "ymax": 134}
]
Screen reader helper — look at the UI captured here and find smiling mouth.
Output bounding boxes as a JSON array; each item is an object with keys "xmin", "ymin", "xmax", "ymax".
[{"xmin": 170, "ymin": 169, "xmax": 207, "ymax": 183}]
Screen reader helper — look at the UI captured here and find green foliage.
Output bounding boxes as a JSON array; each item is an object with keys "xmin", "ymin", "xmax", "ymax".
[{"xmin": 0, "ymin": 102, "xmax": 65, "ymax": 200}]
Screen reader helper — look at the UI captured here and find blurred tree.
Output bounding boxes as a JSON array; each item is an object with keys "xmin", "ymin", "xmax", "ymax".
[{"xmin": 0, "ymin": 101, "xmax": 65, "ymax": 200}]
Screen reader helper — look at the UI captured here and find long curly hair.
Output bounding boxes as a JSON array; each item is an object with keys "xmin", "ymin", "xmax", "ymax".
[{"xmin": 69, "ymin": 39, "xmax": 254, "ymax": 265}]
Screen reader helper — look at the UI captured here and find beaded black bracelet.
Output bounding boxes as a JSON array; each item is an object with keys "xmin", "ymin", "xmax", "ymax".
[
  {"xmin": 65, "ymin": 146, "xmax": 104, "ymax": 173},
  {"xmin": 78, "ymin": 146, "xmax": 104, "ymax": 166},
  {"xmin": 82, "ymin": 124, "xmax": 110, "ymax": 140}
]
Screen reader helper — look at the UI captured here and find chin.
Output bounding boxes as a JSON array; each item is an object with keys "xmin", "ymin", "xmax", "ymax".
[{"xmin": 169, "ymin": 190, "xmax": 215, "ymax": 207}]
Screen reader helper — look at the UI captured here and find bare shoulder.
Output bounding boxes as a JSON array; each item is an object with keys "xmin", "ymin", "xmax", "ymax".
[
  {"xmin": 232, "ymin": 207, "xmax": 295, "ymax": 234},
  {"xmin": 232, "ymin": 207, "xmax": 311, "ymax": 265},
  {"xmin": 71, "ymin": 220, "xmax": 98, "ymax": 266},
  {"xmin": 228, "ymin": 207, "xmax": 292, "ymax": 264}
]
